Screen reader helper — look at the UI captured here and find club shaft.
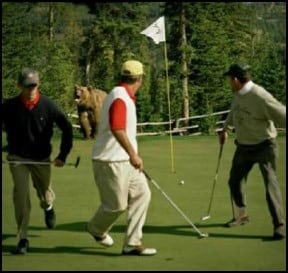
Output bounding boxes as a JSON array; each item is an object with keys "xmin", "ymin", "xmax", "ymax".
[
  {"xmin": 2, "ymin": 159, "xmax": 77, "ymax": 167},
  {"xmin": 143, "ymin": 170, "xmax": 206, "ymax": 236},
  {"xmin": 205, "ymin": 144, "xmax": 223, "ymax": 216},
  {"xmin": 230, "ymin": 194, "xmax": 235, "ymax": 219},
  {"xmin": 3, "ymin": 160, "xmax": 52, "ymax": 165}
]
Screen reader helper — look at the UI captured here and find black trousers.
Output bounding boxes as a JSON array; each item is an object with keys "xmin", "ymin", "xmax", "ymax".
[{"xmin": 228, "ymin": 139, "xmax": 285, "ymax": 227}]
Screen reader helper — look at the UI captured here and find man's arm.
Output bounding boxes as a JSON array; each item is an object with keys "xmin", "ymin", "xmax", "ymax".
[
  {"xmin": 264, "ymin": 95, "xmax": 286, "ymax": 128},
  {"xmin": 52, "ymin": 101, "xmax": 73, "ymax": 165},
  {"xmin": 219, "ymin": 104, "xmax": 234, "ymax": 144},
  {"xmin": 109, "ymin": 98, "xmax": 143, "ymax": 170},
  {"xmin": 111, "ymin": 130, "xmax": 143, "ymax": 170}
]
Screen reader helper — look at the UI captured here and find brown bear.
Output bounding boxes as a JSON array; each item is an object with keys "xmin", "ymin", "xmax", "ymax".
[{"xmin": 74, "ymin": 84, "xmax": 107, "ymax": 139}]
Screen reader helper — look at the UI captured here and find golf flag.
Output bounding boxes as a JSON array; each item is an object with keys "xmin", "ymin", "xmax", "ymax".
[
  {"xmin": 141, "ymin": 16, "xmax": 175, "ymax": 173},
  {"xmin": 140, "ymin": 16, "xmax": 166, "ymax": 44}
]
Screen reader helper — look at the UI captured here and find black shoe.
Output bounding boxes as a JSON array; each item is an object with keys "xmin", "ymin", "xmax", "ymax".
[
  {"xmin": 15, "ymin": 238, "xmax": 29, "ymax": 254},
  {"xmin": 45, "ymin": 208, "xmax": 56, "ymax": 229}
]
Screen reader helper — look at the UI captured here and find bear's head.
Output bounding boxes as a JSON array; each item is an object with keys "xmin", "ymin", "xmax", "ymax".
[{"xmin": 74, "ymin": 84, "xmax": 93, "ymax": 103}]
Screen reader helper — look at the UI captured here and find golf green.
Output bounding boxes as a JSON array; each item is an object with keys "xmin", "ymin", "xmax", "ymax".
[{"xmin": 2, "ymin": 134, "xmax": 286, "ymax": 271}]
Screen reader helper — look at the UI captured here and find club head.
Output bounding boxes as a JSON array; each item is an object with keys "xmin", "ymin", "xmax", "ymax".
[
  {"xmin": 75, "ymin": 156, "xmax": 81, "ymax": 168},
  {"xmin": 199, "ymin": 233, "xmax": 209, "ymax": 239},
  {"xmin": 201, "ymin": 215, "xmax": 211, "ymax": 221}
]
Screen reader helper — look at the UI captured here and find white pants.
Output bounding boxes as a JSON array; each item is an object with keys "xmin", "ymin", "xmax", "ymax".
[{"xmin": 88, "ymin": 160, "xmax": 151, "ymax": 247}]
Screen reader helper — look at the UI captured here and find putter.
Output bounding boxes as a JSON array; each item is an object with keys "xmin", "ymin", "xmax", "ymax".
[
  {"xmin": 201, "ymin": 144, "xmax": 224, "ymax": 221},
  {"xmin": 143, "ymin": 170, "xmax": 208, "ymax": 238},
  {"xmin": 2, "ymin": 156, "xmax": 81, "ymax": 168}
]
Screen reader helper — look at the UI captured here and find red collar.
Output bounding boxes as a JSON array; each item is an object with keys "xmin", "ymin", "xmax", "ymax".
[
  {"xmin": 119, "ymin": 83, "xmax": 136, "ymax": 103},
  {"xmin": 20, "ymin": 91, "xmax": 41, "ymax": 110}
]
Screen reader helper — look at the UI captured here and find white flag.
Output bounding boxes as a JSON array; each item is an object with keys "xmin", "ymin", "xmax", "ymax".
[{"xmin": 140, "ymin": 16, "xmax": 166, "ymax": 44}]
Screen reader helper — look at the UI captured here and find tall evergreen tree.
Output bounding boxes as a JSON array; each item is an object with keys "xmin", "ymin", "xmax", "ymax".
[{"xmin": 2, "ymin": 2, "xmax": 285, "ymax": 124}]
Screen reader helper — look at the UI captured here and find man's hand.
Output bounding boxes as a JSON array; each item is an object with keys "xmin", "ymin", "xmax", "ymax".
[
  {"xmin": 53, "ymin": 158, "xmax": 65, "ymax": 167},
  {"xmin": 129, "ymin": 154, "xmax": 143, "ymax": 171},
  {"xmin": 219, "ymin": 130, "xmax": 228, "ymax": 145}
]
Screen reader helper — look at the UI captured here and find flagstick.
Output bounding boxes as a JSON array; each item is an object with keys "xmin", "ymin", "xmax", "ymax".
[
  {"xmin": 163, "ymin": 41, "xmax": 176, "ymax": 173},
  {"xmin": 140, "ymin": 16, "xmax": 175, "ymax": 173}
]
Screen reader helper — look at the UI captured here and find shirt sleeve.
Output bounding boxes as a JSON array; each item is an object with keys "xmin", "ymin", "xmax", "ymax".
[
  {"xmin": 223, "ymin": 100, "xmax": 235, "ymax": 130},
  {"xmin": 52, "ymin": 100, "xmax": 73, "ymax": 162},
  {"xmin": 264, "ymin": 95, "xmax": 286, "ymax": 128},
  {"xmin": 109, "ymin": 98, "xmax": 127, "ymax": 130}
]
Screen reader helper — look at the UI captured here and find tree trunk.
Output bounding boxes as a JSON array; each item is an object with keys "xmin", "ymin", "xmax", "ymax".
[
  {"xmin": 85, "ymin": 39, "xmax": 94, "ymax": 86},
  {"xmin": 180, "ymin": 7, "xmax": 189, "ymax": 120},
  {"xmin": 85, "ymin": 62, "xmax": 90, "ymax": 86},
  {"xmin": 48, "ymin": 3, "xmax": 54, "ymax": 42}
]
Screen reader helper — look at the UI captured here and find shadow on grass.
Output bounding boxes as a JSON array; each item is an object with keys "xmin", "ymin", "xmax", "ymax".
[
  {"xmin": 2, "ymin": 244, "xmax": 121, "ymax": 256},
  {"xmin": 29, "ymin": 222, "xmax": 274, "ymax": 241},
  {"xmin": 194, "ymin": 222, "xmax": 227, "ymax": 228},
  {"xmin": 29, "ymin": 222, "xmax": 87, "ymax": 232},
  {"xmin": 2, "ymin": 234, "xmax": 40, "ymax": 241},
  {"xmin": 2, "ymin": 234, "xmax": 17, "ymax": 241},
  {"xmin": 3, "ymin": 221, "xmax": 278, "ymax": 256}
]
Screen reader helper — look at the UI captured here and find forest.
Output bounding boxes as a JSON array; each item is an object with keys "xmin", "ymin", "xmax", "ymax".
[{"xmin": 2, "ymin": 2, "xmax": 286, "ymax": 128}]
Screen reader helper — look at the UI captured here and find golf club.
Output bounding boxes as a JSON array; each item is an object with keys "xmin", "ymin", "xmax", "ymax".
[
  {"xmin": 143, "ymin": 170, "xmax": 208, "ymax": 238},
  {"xmin": 201, "ymin": 144, "xmax": 224, "ymax": 221},
  {"xmin": 2, "ymin": 156, "xmax": 81, "ymax": 168}
]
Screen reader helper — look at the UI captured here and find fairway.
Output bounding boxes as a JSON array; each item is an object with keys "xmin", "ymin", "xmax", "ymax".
[{"xmin": 2, "ymin": 134, "xmax": 286, "ymax": 271}]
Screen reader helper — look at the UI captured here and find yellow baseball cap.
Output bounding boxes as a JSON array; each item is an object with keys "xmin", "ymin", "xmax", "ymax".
[{"xmin": 121, "ymin": 60, "xmax": 144, "ymax": 76}]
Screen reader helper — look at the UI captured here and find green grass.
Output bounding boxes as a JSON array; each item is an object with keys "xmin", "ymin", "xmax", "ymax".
[{"xmin": 2, "ymin": 134, "xmax": 286, "ymax": 271}]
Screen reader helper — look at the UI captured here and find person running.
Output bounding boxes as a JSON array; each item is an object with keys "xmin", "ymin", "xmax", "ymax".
[
  {"xmin": 220, "ymin": 63, "xmax": 286, "ymax": 240},
  {"xmin": 2, "ymin": 67, "xmax": 73, "ymax": 254}
]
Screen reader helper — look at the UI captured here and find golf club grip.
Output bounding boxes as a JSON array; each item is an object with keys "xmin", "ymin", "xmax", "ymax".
[
  {"xmin": 65, "ymin": 156, "xmax": 80, "ymax": 167},
  {"xmin": 219, "ymin": 144, "xmax": 224, "ymax": 160},
  {"xmin": 215, "ymin": 144, "xmax": 224, "ymax": 174},
  {"xmin": 142, "ymin": 170, "xmax": 151, "ymax": 180}
]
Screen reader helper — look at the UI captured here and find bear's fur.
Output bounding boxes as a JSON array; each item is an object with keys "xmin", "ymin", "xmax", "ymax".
[{"xmin": 74, "ymin": 84, "xmax": 107, "ymax": 139}]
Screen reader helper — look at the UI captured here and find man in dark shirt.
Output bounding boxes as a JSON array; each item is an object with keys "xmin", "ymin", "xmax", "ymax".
[{"xmin": 2, "ymin": 68, "xmax": 73, "ymax": 254}]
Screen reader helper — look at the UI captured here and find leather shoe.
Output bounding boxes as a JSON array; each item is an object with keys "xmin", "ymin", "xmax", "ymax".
[
  {"xmin": 15, "ymin": 238, "xmax": 29, "ymax": 254},
  {"xmin": 45, "ymin": 208, "xmax": 56, "ymax": 229}
]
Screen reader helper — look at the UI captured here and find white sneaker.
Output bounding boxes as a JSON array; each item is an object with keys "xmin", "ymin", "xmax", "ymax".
[
  {"xmin": 122, "ymin": 245, "xmax": 157, "ymax": 256},
  {"xmin": 94, "ymin": 234, "xmax": 114, "ymax": 247},
  {"xmin": 87, "ymin": 224, "xmax": 114, "ymax": 247}
]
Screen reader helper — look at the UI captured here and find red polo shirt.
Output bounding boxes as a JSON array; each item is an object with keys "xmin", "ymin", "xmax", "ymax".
[
  {"xmin": 109, "ymin": 83, "xmax": 136, "ymax": 130},
  {"xmin": 20, "ymin": 91, "xmax": 41, "ymax": 110}
]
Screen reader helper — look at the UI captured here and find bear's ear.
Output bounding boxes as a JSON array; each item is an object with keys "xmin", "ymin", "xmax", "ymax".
[
  {"xmin": 75, "ymin": 84, "xmax": 80, "ymax": 90},
  {"xmin": 87, "ymin": 85, "xmax": 93, "ymax": 92}
]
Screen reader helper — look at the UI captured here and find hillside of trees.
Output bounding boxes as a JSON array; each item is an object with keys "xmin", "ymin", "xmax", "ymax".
[{"xmin": 2, "ymin": 2, "xmax": 286, "ymax": 130}]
